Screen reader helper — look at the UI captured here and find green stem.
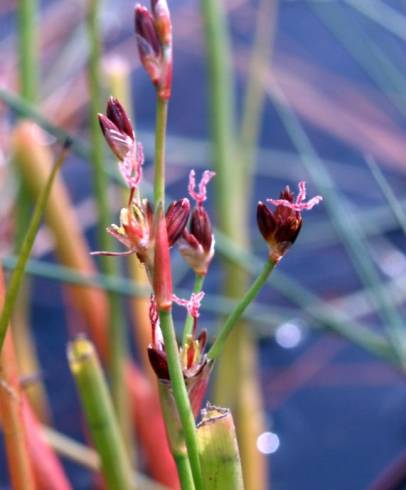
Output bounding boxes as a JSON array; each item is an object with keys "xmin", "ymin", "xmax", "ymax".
[
  {"xmin": 208, "ymin": 259, "xmax": 276, "ymax": 361},
  {"xmin": 153, "ymin": 98, "xmax": 169, "ymax": 208},
  {"xmin": 86, "ymin": 0, "xmax": 131, "ymax": 454},
  {"xmin": 182, "ymin": 274, "xmax": 205, "ymax": 345},
  {"xmin": 0, "ymin": 146, "xmax": 67, "ymax": 353},
  {"xmin": 174, "ymin": 454, "xmax": 195, "ymax": 490},
  {"xmin": 159, "ymin": 310, "xmax": 202, "ymax": 490},
  {"xmin": 68, "ymin": 337, "xmax": 133, "ymax": 490},
  {"xmin": 16, "ymin": 0, "xmax": 39, "ymax": 398},
  {"xmin": 17, "ymin": 0, "xmax": 38, "ymax": 103}
]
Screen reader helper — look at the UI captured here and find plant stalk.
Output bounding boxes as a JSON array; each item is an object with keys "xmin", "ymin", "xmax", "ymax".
[
  {"xmin": 17, "ymin": 0, "xmax": 38, "ymax": 103},
  {"xmin": 208, "ymin": 259, "xmax": 276, "ymax": 360},
  {"xmin": 86, "ymin": 0, "xmax": 132, "ymax": 451},
  {"xmin": 154, "ymin": 98, "xmax": 169, "ymax": 208},
  {"xmin": 174, "ymin": 454, "xmax": 195, "ymax": 490},
  {"xmin": 158, "ymin": 382, "xmax": 195, "ymax": 490},
  {"xmin": 159, "ymin": 310, "xmax": 202, "ymax": 490},
  {"xmin": 0, "ymin": 145, "xmax": 67, "ymax": 353}
]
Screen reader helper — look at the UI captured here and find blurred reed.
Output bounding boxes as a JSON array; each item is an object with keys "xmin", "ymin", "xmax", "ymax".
[
  {"xmin": 0, "ymin": 134, "xmax": 67, "ymax": 352},
  {"xmin": 0, "ymin": 268, "xmax": 36, "ymax": 490},
  {"xmin": 68, "ymin": 336, "xmax": 134, "ymax": 490},
  {"xmin": 85, "ymin": 0, "xmax": 132, "ymax": 453},
  {"xmin": 15, "ymin": 0, "xmax": 50, "ymax": 424}
]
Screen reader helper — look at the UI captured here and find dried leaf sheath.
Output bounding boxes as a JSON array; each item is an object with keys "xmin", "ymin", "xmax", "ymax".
[{"xmin": 197, "ymin": 404, "xmax": 244, "ymax": 490}]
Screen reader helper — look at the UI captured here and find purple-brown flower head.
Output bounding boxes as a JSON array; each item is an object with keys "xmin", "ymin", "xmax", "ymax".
[
  {"xmin": 98, "ymin": 97, "xmax": 144, "ymax": 189},
  {"xmin": 165, "ymin": 198, "xmax": 190, "ymax": 246},
  {"xmin": 134, "ymin": 1, "xmax": 172, "ymax": 99},
  {"xmin": 257, "ymin": 181, "xmax": 322, "ymax": 262},
  {"xmin": 178, "ymin": 170, "xmax": 216, "ymax": 276}
]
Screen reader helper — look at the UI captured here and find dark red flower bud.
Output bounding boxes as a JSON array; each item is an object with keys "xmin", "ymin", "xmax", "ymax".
[
  {"xmin": 258, "ymin": 182, "xmax": 322, "ymax": 262},
  {"xmin": 178, "ymin": 207, "xmax": 214, "ymax": 276},
  {"xmin": 165, "ymin": 198, "xmax": 190, "ymax": 246},
  {"xmin": 257, "ymin": 201, "xmax": 276, "ymax": 243},
  {"xmin": 177, "ymin": 170, "xmax": 216, "ymax": 275},
  {"xmin": 135, "ymin": 5, "xmax": 161, "ymax": 57},
  {"xmin": 147, "ymin": 346, "xmax": 170, "ymax": 380},
  {"xmin": 98, "ymin": 114, "xmax": 131, "ymax": 162},
  {"xmin": 106, "ymin": 96, "xmax": 134, "ymax": 139},
  {"xmin": 98, "ymin": 98, "xmax": 144, "ymax": 189},
  {"xmin": 190, "ymin": 206, "xmax": 213, "ymax": 253}
]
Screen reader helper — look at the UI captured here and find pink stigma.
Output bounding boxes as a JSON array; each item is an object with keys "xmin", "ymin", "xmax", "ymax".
[
  {"xmin": 119, "ymin": 142, "xmax": 144, "ymax": 189},
  {"xmin": 188, "ymin": 170, "xmax": 216, "ymax": 205},
  {"xmin": 267, "ymin": 181, "xmax": 323, "ymax": 212},
  {"xmin": 173, "ymin": 292, "xmax": 205, "ymax": 318}
]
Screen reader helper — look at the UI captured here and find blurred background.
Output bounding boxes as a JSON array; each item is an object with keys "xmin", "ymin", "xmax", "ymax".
[{"xmin": 1, "ymin": 0, "xmax": 406, "ymax": 489}]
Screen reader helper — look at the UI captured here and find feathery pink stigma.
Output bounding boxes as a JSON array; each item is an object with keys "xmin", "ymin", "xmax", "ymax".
[
  {"xmin": 118, "ymin": 141, "xmax": 144, "ymax": 189},
  {"xmin": 267, "ymin": 181, "xmax": 322, "ymax": 212},
  {"xmin": 172, "ymin": 292, "xmax": 205, "ymax": 318},
  {"xmin": 188, "ymin": 170, "xmax": 216, "ymax": 205}
]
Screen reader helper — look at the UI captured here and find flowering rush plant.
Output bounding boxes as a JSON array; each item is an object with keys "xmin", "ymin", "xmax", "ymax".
[{"xmin": 95, "ymin": 1, "xmax": 322, "ymax": 488}]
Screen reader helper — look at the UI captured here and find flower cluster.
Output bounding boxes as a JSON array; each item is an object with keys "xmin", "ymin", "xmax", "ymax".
[{"xmin": 94, "ymin": 0, "xmax": 323, "ymax": 433}]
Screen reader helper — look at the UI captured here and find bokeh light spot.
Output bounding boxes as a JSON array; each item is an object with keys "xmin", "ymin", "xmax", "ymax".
[{"xmin": 256, "ymin": 432, "xmax": 280, "ymax": 454}]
